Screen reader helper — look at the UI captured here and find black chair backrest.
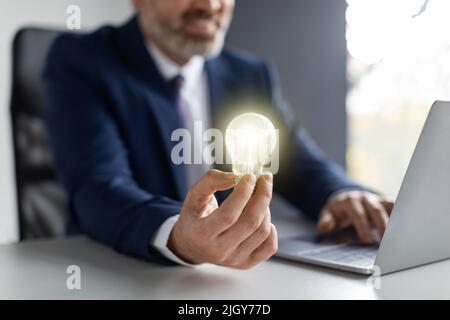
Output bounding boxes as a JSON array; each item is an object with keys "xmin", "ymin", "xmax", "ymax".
[{"xmin": 10, "ymin": 28, "xmax": 70, "ymax": 240}]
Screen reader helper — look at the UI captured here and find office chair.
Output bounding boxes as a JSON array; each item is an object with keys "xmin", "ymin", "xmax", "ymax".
[{"xmin": 10, "ymin": 28, "xmax": 69, "ymax": 239}]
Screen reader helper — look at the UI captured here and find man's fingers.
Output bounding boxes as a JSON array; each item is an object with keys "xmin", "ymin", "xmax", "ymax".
[
  {"xmin": 380, "ymin": 197, "xmax": 395, "ymax": 215},
  {"xmin": 234, "ymin": 208, "xmax": 271, "ymax": 255},
  {"xmin": 346, "ymin": 199, "xmax": 373, "ymax": 244},
  {"xmin": 249, "ymin": 172, "xmax": 273, "ymax": 208},
  {"xmin": 197, "ymin": 196, "xmax": 219, "ymax": 219},
  {"xmin": 220, "ymin": 172, "xmax": 273, "ymax": 244},
  {"xmin": 247, "ymin": 224, "xmax": 278, "ymax": 268},
  {"xmin": 222, "ymin": 211, "xmax": 271, "ymax": 267},
  {"xmin": 362, "ymin": 195, "xmax": 389, "ymax": 238},
  {"xmin": 317, "ymin": 209, "xmax": 337, "ymax": 232},
  {"xmin": 317, "ymin": 209, "xmax": 353, "ymax": 233},
  {"xmin": 204, "ymin": 174, "xmax": 257, "ymax": 235},
  {"xmin": 187, "ymin": 169, "xmax": 237, "ymax": 211}
]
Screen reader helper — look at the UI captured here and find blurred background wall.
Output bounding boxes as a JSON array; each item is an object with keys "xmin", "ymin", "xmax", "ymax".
[
  {"xmin": 0, "ymin": 0, "xmax": 348, "ymax": 243},
  {"xmin": 0, "ymin": 0, "xmax": 133, "ymax": 243},
  {"xmin": 227, "ymin": 0, "xmax": 348, "ymax": 166}
]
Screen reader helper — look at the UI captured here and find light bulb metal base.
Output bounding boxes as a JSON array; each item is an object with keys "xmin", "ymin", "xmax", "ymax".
[{"xmin": 232, "ymin": 163, "xmax": 264, "ymax": 178}]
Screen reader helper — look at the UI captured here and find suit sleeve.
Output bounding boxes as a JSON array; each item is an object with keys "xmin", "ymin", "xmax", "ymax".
[
  {"xmin": 43, "ymin": 35, "xmax": 180, "ymax": 265},
  {"xmin": 259, "ymin": 62, "xmax": 365, "ymax": 220}
]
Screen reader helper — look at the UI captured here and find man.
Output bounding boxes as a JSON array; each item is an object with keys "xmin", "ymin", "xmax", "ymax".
[{"xmin": 44, "ymin": 0, "xmax": 393, "ymax": 268}]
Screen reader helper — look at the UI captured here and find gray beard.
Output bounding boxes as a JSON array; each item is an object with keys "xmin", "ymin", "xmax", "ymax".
[
  {"xmin": 143, "ymin": 13, "xmax": 230, "ymax": 60},
  {"xmin": 162, "ymin": 29, "xmax": 227, "ymax": 59}
]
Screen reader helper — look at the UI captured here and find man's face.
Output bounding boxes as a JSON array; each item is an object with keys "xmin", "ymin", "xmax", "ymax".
[{"xmin": 135, "ymin": 0, "xmax": 235, "ymax": 62}]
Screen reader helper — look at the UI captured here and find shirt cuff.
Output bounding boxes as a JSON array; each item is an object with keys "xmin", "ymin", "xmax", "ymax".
[{"xmin": 150, "ymin": 214, "xmax": 201, "ymax": 267}]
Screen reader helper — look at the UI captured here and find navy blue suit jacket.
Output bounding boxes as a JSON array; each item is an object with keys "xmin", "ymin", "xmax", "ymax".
[{"xmin": 43, "ymin": 17, "xmax": 362, "ymax": 264}]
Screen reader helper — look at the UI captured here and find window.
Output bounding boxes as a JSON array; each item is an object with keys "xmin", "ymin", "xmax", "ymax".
[{"xmin": 346, "ymin": 0, "xmax": 450, "ymax": 197}]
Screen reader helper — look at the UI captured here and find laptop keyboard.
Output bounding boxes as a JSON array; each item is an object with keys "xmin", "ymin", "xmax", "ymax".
[{"xmin": 301, "ymin": 244, "xmax": 377, "ymax": 267}]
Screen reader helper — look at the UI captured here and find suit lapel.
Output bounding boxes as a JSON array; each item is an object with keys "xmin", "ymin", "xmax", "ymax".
[
  {"xmin": 205, "ymin": 58, "xmax": 234, "ymax": 174},
  {"xmin": 144, "ymin": 90, "xmax": 188, "ymax": 198},
  {"xmin": 205, "ymin": 58, "xmax": 232, "ymax": 130},
  {"xmin": 116, "ymin": 16, "xmax": 188, "ymax": 199},
  {"xmin": 115, "ymin": 16, "xmax": 170, "ymax": 95}
]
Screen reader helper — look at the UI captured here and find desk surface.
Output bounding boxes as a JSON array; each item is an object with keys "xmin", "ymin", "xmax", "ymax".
[
  {"xmin": 1, "ymin": 202, "xmax": 450, "ymax": 299},
  {"xmin": 1, "ymin": 236, "xmax": 450, "ymax": 299}
]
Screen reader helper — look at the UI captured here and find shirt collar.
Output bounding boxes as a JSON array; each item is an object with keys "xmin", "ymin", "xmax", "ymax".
[{"xmin": 146, "ymin": 42, "xmax": 205, "ymax": 89}]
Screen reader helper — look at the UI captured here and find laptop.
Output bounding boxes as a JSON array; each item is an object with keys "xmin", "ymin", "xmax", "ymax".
[{"xmin": 276, "ymin": 100, "xmax": 450, "ymax": 275}]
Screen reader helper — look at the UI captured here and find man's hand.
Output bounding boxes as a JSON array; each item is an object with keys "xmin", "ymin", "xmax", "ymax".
[
  {"xmin": 168, "ymin": 169, "xmax": 278, "ymax": 269},
  {"xmin": 317, "ymin": 190, "xmax": 394, "ymax": 244}
]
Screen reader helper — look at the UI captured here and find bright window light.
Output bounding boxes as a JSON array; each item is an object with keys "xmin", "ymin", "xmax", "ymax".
[{"xmin": 346, "ymin": 0, "xmax": 450, "ymax": 197}]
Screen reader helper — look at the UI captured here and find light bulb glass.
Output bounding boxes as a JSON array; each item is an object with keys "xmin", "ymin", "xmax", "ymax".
[{"xmin": 225, "ymin": 112, "xmax": 277, "ymax": 177}]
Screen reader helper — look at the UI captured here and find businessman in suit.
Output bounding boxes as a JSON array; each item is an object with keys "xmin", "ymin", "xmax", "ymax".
[{"xmin": 44, "ymin": 0, "xmax": 393, "ymax": 268}]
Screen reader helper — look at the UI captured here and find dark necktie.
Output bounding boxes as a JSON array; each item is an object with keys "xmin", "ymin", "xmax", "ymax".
[
  {"xmin": 169, "ymin": 75, "xmax": 191, "ymax": 131},
  {"xmin": 168, "ymin": 74, "xmax": 205, "ymax": 187}
]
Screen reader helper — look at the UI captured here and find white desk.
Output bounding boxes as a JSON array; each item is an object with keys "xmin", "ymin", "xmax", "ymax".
[{"xmin": 1, "ymin": 200, "xmax": 449, "ymax": 299}]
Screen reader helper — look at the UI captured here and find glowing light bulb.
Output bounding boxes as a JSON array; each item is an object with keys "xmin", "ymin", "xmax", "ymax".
[{"xmin": 225, "ymin": 112, "xmax": 277, "ymax": 177}]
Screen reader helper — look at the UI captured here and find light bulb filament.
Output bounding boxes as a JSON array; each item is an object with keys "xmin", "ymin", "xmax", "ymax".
[{"xmin": 225, "ymin": 113, "xmax": 277, "ymax": 177}]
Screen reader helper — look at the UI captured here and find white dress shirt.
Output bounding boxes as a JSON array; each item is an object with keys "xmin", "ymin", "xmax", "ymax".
[{"xmin": 147, "ymin": 43, "xmax": 210, "ymax": 266}]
